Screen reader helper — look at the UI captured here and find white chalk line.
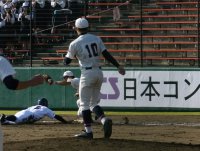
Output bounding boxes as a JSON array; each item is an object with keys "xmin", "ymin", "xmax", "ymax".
[{"xmin": 39, "ymin": 120, "xmax": 200, "ymax": 127}]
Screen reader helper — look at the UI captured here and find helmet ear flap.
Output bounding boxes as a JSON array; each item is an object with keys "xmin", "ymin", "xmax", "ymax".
[{"xmin": 38, "ymin": 98, "xmax": 48, "ymax": 107}]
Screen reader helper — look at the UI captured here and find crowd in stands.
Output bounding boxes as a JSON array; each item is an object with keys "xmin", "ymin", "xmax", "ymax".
[
  {"xmin": 0, "ymin": 0, "xmax": 127, "ymax": 51},
  {"xmin": 0, "ymin": 0, "xmax": 85, "ymax": 50}
]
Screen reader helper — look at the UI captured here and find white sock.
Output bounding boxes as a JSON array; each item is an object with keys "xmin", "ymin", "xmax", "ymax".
[
  {"xmin": 85, "ymin": 126, "xmax": 92, "ymax": 133},
  {"xmin": 3, "ymin": 120, "xmax": 16, "ymax": 125},
  {"xmin": 101, "ymin": 117, "xmax": 108, "ymax": 125}
]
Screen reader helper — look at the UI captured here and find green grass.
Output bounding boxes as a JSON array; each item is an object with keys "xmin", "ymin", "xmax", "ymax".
[{"xmin": 1, "ymin": 110, "xmax": 200, "ymax": 116}]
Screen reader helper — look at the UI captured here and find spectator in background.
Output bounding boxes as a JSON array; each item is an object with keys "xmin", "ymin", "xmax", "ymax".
[
  {"xmin": 67, "ymin": 0, "xmax": 84, "ymax": 21},
  {"xmin": 11, "ymin": 0, "xmax": 21, "ymax": 35},
  {"xmin": 33, "ymin": 0, "xmax": 45, "ymax": 31},
  {"xmin": 1, "ymin": 3, "xmax": 16, "ymax": 50},
  {"xmin": 51, "ymin": 0, "xmax": 68, "ymax": 33},
  {"xmin": 18, "ymin": 1, "xmax": 31, "ymax": 49},
  {"xmin": 0, "ymin": 0, "xmax": 5, "ymax": 14},
  {"xmin": 0, "ymin": 11, "xmax": 6, "ymax": 50},
  {"xmin": 113, "ymin": 6, "xmax": 120, "ymax": 21},
  {"xmin": 33, "ymin": 0, "xmax": 52, "ymax": 33}
]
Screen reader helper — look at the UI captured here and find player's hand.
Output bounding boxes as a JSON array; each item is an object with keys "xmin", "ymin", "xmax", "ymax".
[
  {"xmin": 43, "ymin": 74, "xmax": 54, "ymax": 85},
  {"xmin": 118, "ymin": 65, "xmax": 125, "ymax": 75}
]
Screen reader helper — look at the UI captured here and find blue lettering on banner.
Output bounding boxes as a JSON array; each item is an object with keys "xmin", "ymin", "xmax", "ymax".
[{"xmin": 100, "ymin": 77, "xmax": 120, "ymax": 99}]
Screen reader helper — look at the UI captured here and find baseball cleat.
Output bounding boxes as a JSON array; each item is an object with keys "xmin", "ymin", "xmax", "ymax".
[
  {"xmin": 74, "ymin": 131, "xmax": 93, "ymax": 139},
  {"xmin": 0, "ymin": 114, "xmax": 5, "ymax": 124},
  {"xmin": 103, "ymin": 118, "xmax": 112, "ymax": 139}
]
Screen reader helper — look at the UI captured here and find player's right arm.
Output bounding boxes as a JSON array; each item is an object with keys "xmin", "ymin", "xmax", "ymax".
[
  {"xmin": 54, "ymin": 80, "xmax": 71, "ymax": 86},
  {"xmin": 64, "ymin": 41, "xmax": 77, "ymax": 65},
  {"xmin": 0, "ymin": 56, "xmax": 44, "ymax": 90},
  {"xmin": 3, "ymin": 74, "xmax": 44, "ymax": 90}
]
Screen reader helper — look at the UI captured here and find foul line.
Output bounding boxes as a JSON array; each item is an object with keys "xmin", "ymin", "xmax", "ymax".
[{"xmin": 39, "ymin": 120, "xmax": 200, "ymax": 127}]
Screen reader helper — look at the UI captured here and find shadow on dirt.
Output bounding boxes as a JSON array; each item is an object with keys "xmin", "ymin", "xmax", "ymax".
[{"xmin": 4, "ymin": 137, "xmax": 200, "ymax": 151}]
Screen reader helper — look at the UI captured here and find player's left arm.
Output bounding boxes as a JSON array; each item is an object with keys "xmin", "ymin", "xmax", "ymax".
[
  {"xmin": 54, "ymin": 115, "xmax": 68, "ymax": 124},
  {"xmin": 102, "ymin": 50, "xmax": 125, "ymax": 75},
  {"xmin": 44, "ymin": 108, "xmax": 68, "ymax": 123}
]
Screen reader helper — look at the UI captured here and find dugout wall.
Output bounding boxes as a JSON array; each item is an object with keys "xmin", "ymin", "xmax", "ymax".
[{"xmin": 1, "ymin": 67, "xmax": 200, "ymax": 111}]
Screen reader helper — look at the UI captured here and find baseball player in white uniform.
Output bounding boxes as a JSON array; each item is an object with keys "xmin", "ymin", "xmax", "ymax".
[
  {"xmin": 64, "ymin": 17, "xmax": 125, "ymax": 139},
  {"xmin": 54, "ymin": 70, "xmax": 98, "ymax": 119},
  {"xmin": 0, "ymin": 55, "xmax": 45, "ymax": 151},
  {"xmin": 0, "ymin": 98, "xmax": 68, "ymax": 124},
  {"xmin": 54, "ymin": 70, "xmax": 82, "ymax": 115}
]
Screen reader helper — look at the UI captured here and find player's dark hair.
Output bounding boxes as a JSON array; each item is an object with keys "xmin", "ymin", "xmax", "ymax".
[
  {"xmin": 78, "ymin": 28, "xmax": 88, "ymax": 34},
  {"xmin": 38, "ymin": 98, "xmax": 48, "ymax": 107}
]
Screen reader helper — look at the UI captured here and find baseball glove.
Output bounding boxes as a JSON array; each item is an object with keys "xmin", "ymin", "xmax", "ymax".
[{"xmin": 43, "ymin": 74, "xmax": 54, "ymax": 85}]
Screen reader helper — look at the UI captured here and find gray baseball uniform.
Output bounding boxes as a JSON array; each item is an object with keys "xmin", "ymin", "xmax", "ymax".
[
  {"xmin": 66, "ymin": 33, "xmax": 105, "ymax": 111},
  {"xmin": 64, "ymin": 17, "xmax": 121, "ymax": 138}
]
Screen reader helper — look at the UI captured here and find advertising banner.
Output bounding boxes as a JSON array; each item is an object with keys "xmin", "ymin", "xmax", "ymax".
[{"xmin": 100, "ymin": 70, "xmax": 200, "ymax": 108}]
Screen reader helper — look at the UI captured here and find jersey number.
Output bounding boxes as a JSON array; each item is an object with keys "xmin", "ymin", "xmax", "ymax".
[{"xmin": 85, "ymin": 43, "xmax": 98, "ymax": 58}]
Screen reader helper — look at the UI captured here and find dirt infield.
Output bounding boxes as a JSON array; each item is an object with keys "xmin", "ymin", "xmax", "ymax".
[{"xmin": 2, "ymin": 115, "xmax": 200, "ymax": 151}]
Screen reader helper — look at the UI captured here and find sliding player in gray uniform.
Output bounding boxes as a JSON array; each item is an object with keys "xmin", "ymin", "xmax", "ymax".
[
  {"xmin": 0, "ymin": 98, "xmax": 68, "ymax": 124},
  {"xmin": 64, "ymin": 17, "xmax": 126, "ymax": 139}
]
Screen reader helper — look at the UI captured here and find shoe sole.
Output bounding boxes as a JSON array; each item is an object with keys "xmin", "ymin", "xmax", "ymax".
[
  {"xmin": 74, "ymin": 133, "xmax": 93, "ymax": 139},
  {"xmin": 103, "ymin": 119, "xmax": 112, "ymax": 138}
]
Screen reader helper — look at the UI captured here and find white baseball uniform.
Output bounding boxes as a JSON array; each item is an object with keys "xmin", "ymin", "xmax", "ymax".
[
  {"xmin": 71, "ymin": 77, "xmax": 100, "ymax": 116},
  {"xmin": 70, "ymin": 77, "xmax": 82, "ymax": 116},
  {"xmin": 14, "ymin": 105, "xmax": 55, "ymax": 124},
  {"xmin": 0, "ymin": 56, "xmax": 16, "ymax": 151},
  {"xmin": 66, "ymin": 33, "xmax": 105, "ymax": 111},
  {"xmin": 71, "ymin": 78, "xmax": 80, "ymax": 90},
  {"xmin": 0, "ymin": 56, "xmax": 16, "ymax": 81}
]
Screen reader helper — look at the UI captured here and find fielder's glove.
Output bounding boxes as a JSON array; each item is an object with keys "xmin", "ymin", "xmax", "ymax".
[{"xmin": 43, "ymin": 74, "xmax": 54, "ymax": 85}]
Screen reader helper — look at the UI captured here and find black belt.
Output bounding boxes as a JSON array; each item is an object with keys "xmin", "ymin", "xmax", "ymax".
[{"xmin": 85, "ymin": 67, "xmax": 101, "ymax": 70}]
